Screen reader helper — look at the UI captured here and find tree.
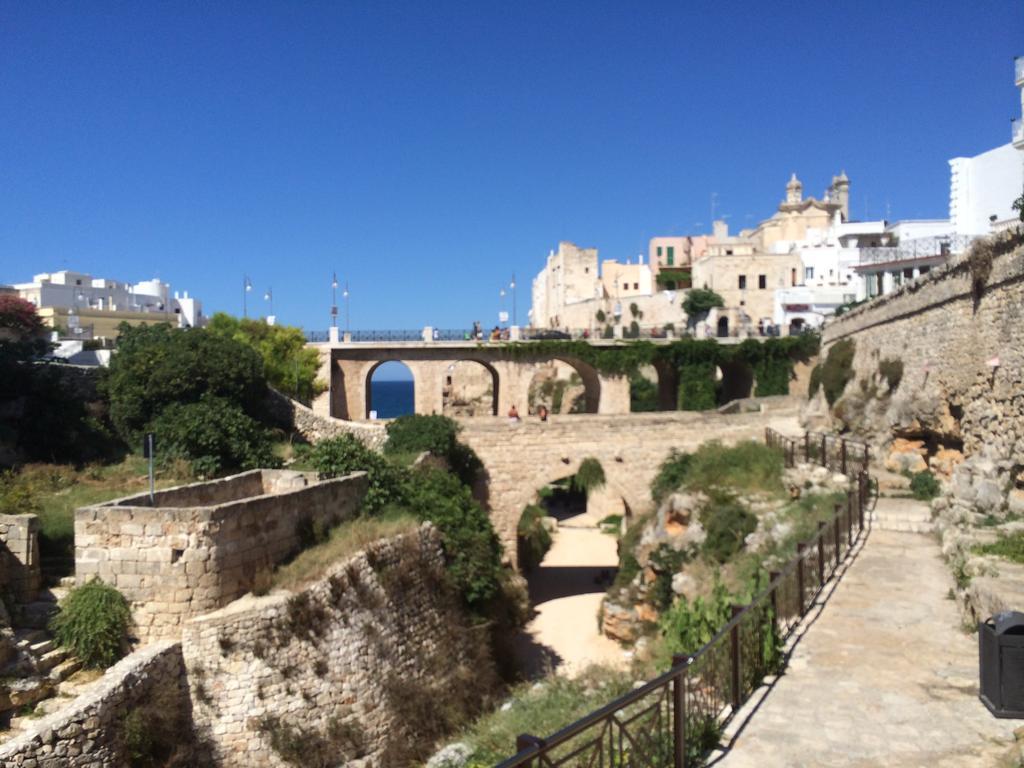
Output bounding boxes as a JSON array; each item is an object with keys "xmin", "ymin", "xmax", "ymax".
[
  {"xmin": 101, "ymin": 323, "xmax": 268, "ymax": 443},
  {"xmin": 206, "ymin": 313, "xmax": 324, "ymax": 404},
  {"xmin": 1013, "ymin": 185, "xmax": 1024, "ymax": 222},
  {"xmin": 682, "ymin": 289, "xmax": 724, "ymax": 323}
]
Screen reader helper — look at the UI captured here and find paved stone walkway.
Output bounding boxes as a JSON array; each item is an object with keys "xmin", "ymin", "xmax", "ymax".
[{"xmin": 716, "ymin": 527, "xmax": 1015, "ymax": 767}]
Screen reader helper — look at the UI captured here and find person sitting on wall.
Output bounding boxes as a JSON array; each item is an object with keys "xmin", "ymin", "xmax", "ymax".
[
  {"xmin": 537, "ymin": 405, "xmax": 549, "ymax": 422},
  {"xmin": 508, "ymin": 404, "xmax": 520, "ymax": 423}
]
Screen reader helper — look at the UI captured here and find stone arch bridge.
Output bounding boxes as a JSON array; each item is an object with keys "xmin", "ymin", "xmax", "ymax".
[
  {"xmin": 307, "ymin": 338, "xmax": 776, "ymax": 421},
  {"xmin": 457, "ymin": 400, "xmax": 802, "ymax": 562}
]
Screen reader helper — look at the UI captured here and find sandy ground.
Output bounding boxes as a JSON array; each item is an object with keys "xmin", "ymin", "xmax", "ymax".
[{"xmin": 512, "ymin": 510, "xmax": 628, "ymax": 678}]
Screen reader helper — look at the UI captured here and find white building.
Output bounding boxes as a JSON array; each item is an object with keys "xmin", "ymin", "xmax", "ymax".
[
  {"xmin": 948, "ymin": 56, "xmax": 1024, "ymax": 235},
  {"xmin": 12, "ymin": 270, "xmax": 205, "ymax": 340}
]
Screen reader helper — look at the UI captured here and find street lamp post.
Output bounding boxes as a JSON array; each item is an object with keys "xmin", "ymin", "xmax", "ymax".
[
  {"xmin": 499, "ymin": 287, "xmax": 506, "ymax": 328},
  {"xmin": 243, "ymin": 276, "xmax": 252, "ymax": 318},
  {"xmin": 264, "ymin": 288, "xmax": 273, "ymax": 318},
  {"xmin": 331, "ymin": 273, "xmax": 339, "ymax": 328}
]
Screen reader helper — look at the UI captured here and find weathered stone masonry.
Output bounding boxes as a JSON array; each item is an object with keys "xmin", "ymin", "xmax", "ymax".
[
  {"xmin": 819, "ymin": 238, "xmax": 1024, "ymax": 508},
  {"xmin": 0, "ymin": 641, "xmax": 189, "ymax": 768},
  {"xmin": 75, "ymin": 469, "xmax": 368, "ymax": 640},
  {"xmin": 182, "ymin": 524, "xmax": 489, "ymax": 767},
  {"xmin": 0, "ymin": 515, "xmax": 40, "ymax": 605}
]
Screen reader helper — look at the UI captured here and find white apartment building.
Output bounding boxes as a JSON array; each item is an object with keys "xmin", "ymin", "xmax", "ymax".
[{"xmin": 13, "ymin": 270, "xmax": 205, "ymax": 340}]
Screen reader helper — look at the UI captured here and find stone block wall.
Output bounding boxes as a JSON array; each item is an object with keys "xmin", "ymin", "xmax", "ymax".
[
  {"xmin": 0, "ymin": 641, "xmax": 191, "ymax": 767},
  {"xmin": 0, "ymin": 515, "xmax": 40, "ymax": 604},
  {"xmin": 819, "ymin": 234, "xmax": 1024, "ymax": 505},
  {"xmin": 75, "ymin": 469, "xmax": 369, "ymax": 640},
  {"xmin": 182, "ymin": 524, "xmax": 493, "ymax": 767},
  {"xmin": 264, "ymin": 387, "xmax": 387, "ymax": 449}
]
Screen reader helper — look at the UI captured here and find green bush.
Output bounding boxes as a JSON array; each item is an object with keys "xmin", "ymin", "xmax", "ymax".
[
  {"xmin": 572, "ymin": 458, "xmax": 606, "ymax": 497},
  {"xmin": 808, "ymin": 363, "xmax": 823, "ymax": 398},
  {"xmin": 651, "ymin": 450, "xmax": 693, "ymax": 504},
  {"xmin": 517, "ymin": 504, "xmax": 552, "ymax": 571},
  {"xmin": 974, "ymin": 531, "xmax": 1024, "ymax": 564},
  {"xmin": 613, "ymin": 514, "xmax": 650, "ymax": 588},
  {"xmin": 910, "ymin": 470, "xmax": 941, "ymax": 501},
  {"xmin": 206, "ymin": 313, "xmax": 325, "ymax": 405},
  {"xmin": 677, "ymin": 362, "xmax": 716, "ymax": 411},
  {"xmin": 101, "ymin": 323, "xmax": 268, "ymax": 444},
  {"xmin": 150, "ymin": 395, "xmax": 279, "ymax": 477},
  {"xmin": 819, "ymin": 339, "xmax": 856, "ymax": 406},
  {"xmin": 50, "ymin": 579, "xmax": 132, "ymax": 668},
  {"xmin": 648, "ymin": 545, "xmax": 691, "ymax": 611},
  {"xmin": 682, "ymin": 289, "xmax": 725, "ymax": 320},
  {"xmin": 683, "ymin": 440, "xmax": 784, "ymax": 496},
  {"xmin": 659, "ymin": 579, "xmax": 734, "ymax": 657},
  {"xmin": 310, "ymin": 434, "xmax": 406, "ymax": 515},
  {"xmin": 397, "ymin": 468, "xmax": 503, "ymax": 612},
  {"xmin": 384, "ymin": 414, "xmax": 482, "ymax": 485},
  {"xmin": 629, "ymin": 371, "xmax": 658, "ymax": 412},
  {"xmin": 699, "ymin": 493, "xmax": 757, "ymax": 563},
  {"xmin": 0, "ymin": 471, "xmax": 39, "ymax": 516},
  {"xmin": 878, "ymin": 358, "xmax": 904, "ymax": 391}
]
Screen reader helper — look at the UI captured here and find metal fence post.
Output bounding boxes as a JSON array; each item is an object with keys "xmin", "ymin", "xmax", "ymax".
[
  {"xmin": 515, "ymin": 734, "xmax": 543, "ymax": 767},
  {"xmin": 769, "ymin": 570, "xmax": 781, "ymax": 639},
  {"xmin": 846, "ymin": 493, "xmax": 854, "ymax": 547},
  {"xmin": 796, "ymin": 543, "xmax": 806, "ymax": 613},
  {"xmin": 841, "ymin": 439, "xmax": 848, "ymax": 475},
  {"xmin": 672, "ymin": 654, "xmax": 691, "ymax": 768},
  {"xmin": 816, "ymin": 521, "xmax": 826, "ymax": 586},
  {"xmin": 833, "ymin": 503, "xmax": 843, "ymax": 566},
  {"xmin": 730, "ymin": 605, "xmax": 743, "ymax": 710},
  {"xmin": 859, "ymin": 472, "xmax": 866, "ymax": 531},
  {"xmin": 820, "ymin": 434, "xmax": 827, "ymax": 469},
  {"xmin": 804, "ymin": 431, "xmax": 810, "ymax": 463}
]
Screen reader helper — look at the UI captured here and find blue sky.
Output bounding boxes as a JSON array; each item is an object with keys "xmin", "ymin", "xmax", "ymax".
[{"xmin": 2, "ymin": 1, "xmax": 1022, "ymax": 334}]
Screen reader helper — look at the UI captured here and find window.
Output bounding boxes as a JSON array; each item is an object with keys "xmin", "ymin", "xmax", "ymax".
[
  {"xmin": 726, "ymin": 249, "xmax": 734, "ymax": 255},
  {"xmin": 758, "ymin": 274, "xmax": 766, "ymax": 289},
  {"xmin": 791, "ymin": 268, "xmax": 797, "ymax": 286},
  {"xmin": 805, "ymin": 266, "xmax": 814, "ymax": 281},
  {"xmin": 633, "ymin": 283, "xmax": 639, "ymax": 290},
  {"xmin": 666, "ymin": 246, "xmax": 675, "ymax": 266},
  {"xmin": 738, "ymin": 275, "xmax": 747, "ymax": 289},
  {"xmin": 657, "ymin": 246, "xmax": 663, "ymax": 257}
]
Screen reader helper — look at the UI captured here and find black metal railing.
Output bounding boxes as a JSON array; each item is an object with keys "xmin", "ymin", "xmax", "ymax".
[
  {"xmin": 765, "ymin": 429, "xmax": 871, "ymax": 476},
  {"xmin": 495, "ymin": 429, "xmax": 871, "ymax": 768}
]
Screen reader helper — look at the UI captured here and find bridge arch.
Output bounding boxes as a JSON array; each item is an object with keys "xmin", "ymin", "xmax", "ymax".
[
  {"xmin": 524, "ymin": 357, "xmax": 601, "ymax": 415},
  {"xmin": 442, "ymin": 359, "xmax": 499, "ymax": 417},
  {"xmin": 365, "ymin": 360, "xmax": 416, "ymax": 419}
]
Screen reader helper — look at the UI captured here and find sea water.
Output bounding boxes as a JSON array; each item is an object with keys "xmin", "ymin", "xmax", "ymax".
[{"xmin": 370, "ymin": 380, "xmax": 415, "ymax": 419}]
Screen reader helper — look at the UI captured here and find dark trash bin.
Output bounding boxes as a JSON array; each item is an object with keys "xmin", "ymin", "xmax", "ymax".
[{"xmin": 979, "ymin": 610, "xmax": 1024, "ymax": 718}]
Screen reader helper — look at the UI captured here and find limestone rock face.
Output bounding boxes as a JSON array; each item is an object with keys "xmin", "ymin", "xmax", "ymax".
[
  {"xmin": 930, "ymin": 447, "xmax": 965, "ymax": 478},
  {"xmin": 885, "ymin": 438, "xmax": 928, "ymax": 474},
  {"xmin": 601, "ymin": 602, "xmax": 638, "ymax": 644}
]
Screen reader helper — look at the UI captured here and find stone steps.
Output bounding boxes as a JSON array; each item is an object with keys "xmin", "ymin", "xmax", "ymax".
[{"xmin": 870, "ymin": 496, "xmax": 934, "ymax": 534}]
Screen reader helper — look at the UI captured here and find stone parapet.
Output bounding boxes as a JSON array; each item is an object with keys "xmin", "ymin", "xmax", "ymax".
[{"xmin": 0, "ymin": 514, "xmax": 40, "ymax": 604}]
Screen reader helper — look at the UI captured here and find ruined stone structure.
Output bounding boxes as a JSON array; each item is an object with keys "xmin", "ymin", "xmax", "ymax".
[
  {"xmin": 459, "ymin": 400, "xmax": 802, "ymax": 560},
  {"xmin": 75, "ymin": 469, "xmax": 368, "ymax": 640},
  {"xmin": 183, "ymin": 524, "xmax": 487, "ymax": 767},
  {"xmin": 0, "ymin": 515, "xmax": 40, "ymax": 605},
  {"xmin": 0, "ymin": 641, "xmax": 190, "ymax": 767},
  {"xmin": 310, "ymin": 340, "xmax": 634, "ymax": 421}
]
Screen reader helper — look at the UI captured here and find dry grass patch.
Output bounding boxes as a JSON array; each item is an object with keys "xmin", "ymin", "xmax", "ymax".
[{"xmin": 271, "ymin": 513, "xmax": 420, "ymax": 592}]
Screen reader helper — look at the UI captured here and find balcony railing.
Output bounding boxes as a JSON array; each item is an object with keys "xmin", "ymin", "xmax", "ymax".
[{"xmin": 856, "ymin": 234, "xmax": 975, "ymax": 268}]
